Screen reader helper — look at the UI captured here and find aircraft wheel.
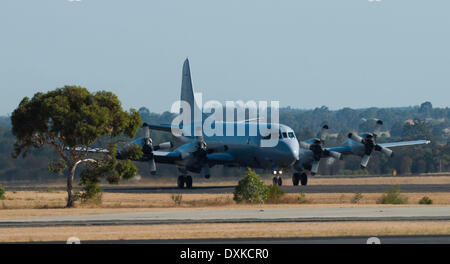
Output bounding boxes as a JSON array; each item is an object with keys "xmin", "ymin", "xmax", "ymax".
[
  {"xmin": 186, "ymin": 175, "xmax": 193, "ymax": 189},
  {"xmin": 300, "ymin": 173, "xmax": 308, "ymax": 186},
  {"xmin": 292, "ymin": 173, "xmax": 300, "ymax": 186},
  {"xmin": 272, "ymin": 177, "xmax": 278, "ymax": 185},
  {"xmin": 277, "ymin": 177, "xmax": 283, "ymax": 186},
  {"xmin": 177, "ymin": 175, "xmax": 185, "ymax": 189}
]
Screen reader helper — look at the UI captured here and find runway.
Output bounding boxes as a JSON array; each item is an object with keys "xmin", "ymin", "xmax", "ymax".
[
  {"xmin": 101, "ymin": 184, "xmax": 450, "ymax": 194},
  {"xmin": 8, "ymin": 184, "xmax": 450, "ymax": 194},
  {"xmin": 69, "ymin": 235, "xmax": 450, "ymax": 244},
  {"xmin": 1, "ymin": 206, "xmax": 450, "ymax": 228}
]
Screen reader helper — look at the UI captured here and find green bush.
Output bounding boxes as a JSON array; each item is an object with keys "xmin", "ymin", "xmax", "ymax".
[
  {"xmin": 233, "ymin": 168, "xmax": 269, "ymax": 204},
  {"xmin": 419, "ymin": 196, "xmax": 433, "ymax": 205},
  {"xmin": 378, "ymin": 185, "xmax": 408, "ymax": 204},
  {"xmin": 73, "ymin": 178, "xmax": 103, "ymax": 205},
  {"xmin": 267, "ymin": 184, "xmax": 285, "ymax": 203},
  {"xmin": 0, "ymin": 185, "xmax": 5, "ymax": 200}
]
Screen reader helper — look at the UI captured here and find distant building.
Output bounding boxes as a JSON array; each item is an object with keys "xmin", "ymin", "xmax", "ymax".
[{"xmin": 405, "ymin": 119, "xmax": 415, "ymax": 125}]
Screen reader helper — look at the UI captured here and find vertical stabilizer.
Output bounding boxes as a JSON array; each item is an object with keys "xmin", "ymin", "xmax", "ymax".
[{"xmin": 180, "ymin": 58, "xmax": 202, "ymax": 126}]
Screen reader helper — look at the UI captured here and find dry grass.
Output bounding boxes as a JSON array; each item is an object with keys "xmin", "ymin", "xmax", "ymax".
[
  {"xmin": 2, "ymin": 191, "xmax": 450, "ymax": 211},
  {"xmin": 1, "ymin": 221, "xmax": 450, "ymax": 242},
  {"xmin": 4, "ymin": 175, "xmax": 450, "ymax": 189},
  {"xmin": 1, "ymin": 191, "xmax": 449, "ymax": 220}
]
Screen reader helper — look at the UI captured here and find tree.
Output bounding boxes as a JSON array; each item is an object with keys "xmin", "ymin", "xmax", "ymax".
[
  {"xmin": 402, "ymin": 119, "xmax": 432, "ymax": 141},
  {"xmin": 419, "ymin": 101, "xmax": 433, "ymax": 116},
  {"xmin": 11, "ymin": 86, "xmax": 141, "ymax": 207}
]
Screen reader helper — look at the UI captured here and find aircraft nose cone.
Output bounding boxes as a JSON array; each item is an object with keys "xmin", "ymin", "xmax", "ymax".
[
  {"xmin": 290, "ymin": 143, "xmax": 300, "ymax": 161},
  {"xmin": 279, "ymin": 140, "xmax": 299, "ymax": 163}
]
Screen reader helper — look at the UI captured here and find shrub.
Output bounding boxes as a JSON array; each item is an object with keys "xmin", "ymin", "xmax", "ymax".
[
  {"xmin": 0, "ymin": 185, "xmax": 5, "ymax": 200},
  {"xmin": 297, "ymin": 191, "xmax": 310, "ymax": 204},
  {"xmin": 267, "ymin": 184, "xmax": 285, "ymax": 203},
  {"xmin": 73, "ymin": 179, "xmax": 103, "ymax": 205},
  {"xmin": 351, "ymin": 192, "xmax": 363, "ymax": 204},
  {"xmin": 171, "ymin": 194, "xmax": 183, "ymax": 205},
  {"xmin": 233, "ymin": 168, "xmax": 269, "ymax": 204},
  {"xmin": 419, "ymin": 196, "xmax": 433, "ymax": 205},
  {"xmin": 378, "ymin": 185, "xmax": 408, "ymax": 204}
]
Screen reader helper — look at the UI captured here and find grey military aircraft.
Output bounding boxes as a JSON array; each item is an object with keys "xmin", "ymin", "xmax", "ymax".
[{"xmin": 83, "ymin": 59, "xmax": 430, "ymax": 188}]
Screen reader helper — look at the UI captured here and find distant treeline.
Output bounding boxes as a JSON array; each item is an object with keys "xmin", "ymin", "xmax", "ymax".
[{"xmin": 1, "ymin": 102, "xmax": 449, "ymax": 183}]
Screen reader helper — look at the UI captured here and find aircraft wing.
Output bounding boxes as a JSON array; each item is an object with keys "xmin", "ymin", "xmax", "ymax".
[
  {"xmin": 326, "ymin": 140, "xmax": 430, "ymax": 156},
  {"xmin": 70, "ymin": 147, "xmax": 182, "ymax": 163},
  {"xmin": 144, "ymin": 123, "xmax": 174, "ymax": 132},
  {"xmin": 325, "ymin": 146, "xmax": 354, "ymax": 155},
  {"xmin": 378, "ymin": 140, "xmax": 431, "ymax": 148}
]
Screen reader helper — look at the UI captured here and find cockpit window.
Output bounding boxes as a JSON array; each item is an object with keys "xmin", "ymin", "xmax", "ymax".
[
  {"xmin": 282, "ymin": 132, "xmax": 287, "ymax": 138},
  {"xmin": 288, "ymin": 132, "xmax": 295, "ymax": 138}
]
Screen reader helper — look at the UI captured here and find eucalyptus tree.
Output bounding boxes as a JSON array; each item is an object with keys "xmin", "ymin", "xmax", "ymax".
[{"xmin": 11, "ymin": 86, "xmax": 141, "ymax": 207}]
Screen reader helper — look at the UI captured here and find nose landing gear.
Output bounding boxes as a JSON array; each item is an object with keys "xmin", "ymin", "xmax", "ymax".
[
  {"xmin": 272, "ymin": 170, "xmax": 283, "ymax": 186},
  {"xmin": 272, "ymin": 176, "xmax": 283, "ymax": 186}
]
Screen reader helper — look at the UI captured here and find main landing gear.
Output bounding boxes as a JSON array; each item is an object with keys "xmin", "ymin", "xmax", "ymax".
[
  {"xmin": 292, "ymin": 172, "xmax": 308, "ymax": 186},
  {"xmin": 177, "ymin": 175, "xmax": 193, "ymax": 189}
]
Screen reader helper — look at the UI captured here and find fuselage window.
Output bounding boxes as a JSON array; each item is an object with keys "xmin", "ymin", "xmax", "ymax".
[
  {"xmin": 282, "ymin": 132, "xmax": 287, "ymax": 138},
  {"xmin": 288, "ymin": 132, "xmax": 295, "ymax": 138}
]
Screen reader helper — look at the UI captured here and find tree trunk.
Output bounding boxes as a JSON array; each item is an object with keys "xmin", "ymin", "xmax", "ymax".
[{"xmin": 66, "ymin": 164, "xmax": 77, "ymax": 208}]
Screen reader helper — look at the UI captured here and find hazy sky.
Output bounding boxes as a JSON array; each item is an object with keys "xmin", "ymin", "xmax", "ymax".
[{"xmin": 1, "ymin": 0, "xmax": 449, "ymax": 115}]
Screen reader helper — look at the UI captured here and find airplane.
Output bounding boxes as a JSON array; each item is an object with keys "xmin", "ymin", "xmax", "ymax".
[
  {"xmin": 327, "ymin": 119, "xmax": 430, "ymax": 169},
  {"xmin": 113, "ymin": 58, "xmax": 309, "ymax": 188},
  {"xmin": 79, "ymin": 59, "xmax": 430, "ymax": 188}
]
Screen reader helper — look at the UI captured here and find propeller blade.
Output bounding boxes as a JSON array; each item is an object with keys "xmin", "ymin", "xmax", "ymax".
[
  {"xmin": 348, "ymin": 133, "xmax": 364, "ymax": 143},
  {"xmin": 360, "ymin": 154, "xmax": 371, "ymax": 168},
  {"xmin": 328, "ymin": 150, "xmax": 341, "ymax": 160},
  {"xmin": 326, "ymin": 157, "xmax": 336, "ymax": 166},
  {"xmin": 377, "ymin": 145, "xmax": 393, "ymax": 157},
  {"xmin": 374, "ymin": 119, "xmax": 383, "ymax": 135},
  {"xmin": 299, "ymin": 141, "xmax": 311, "ymax": 149},
  {"xmin": 319, "ymin": 125, "xmax": 329, "ymax": 142},
  {"xmin": 311, "ymin": 160, "xmax": 320, "ymax": 175},
  {"xmin": 143, "ymin": 124, "xmax": 150, "ymax": 139},
  {"xmin": 195, "ymin": 126, "xmax": 203, "ymax": 140},
  {"xmin": 148, "ymin": 158, "xmax": 156, "ymax": 175}
]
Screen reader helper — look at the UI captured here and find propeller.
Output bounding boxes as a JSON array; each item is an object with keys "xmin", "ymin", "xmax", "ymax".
[
  {"xmin": 348, "ymin": 119, "xmax": 393, "ymax": 168},
  {"xmin": 299, "ymin": 125, "xmax": 342, "ymax": 175},
  {"xmin": 141, "ymin": 123, "xmax": 173, "ymax": 175}
]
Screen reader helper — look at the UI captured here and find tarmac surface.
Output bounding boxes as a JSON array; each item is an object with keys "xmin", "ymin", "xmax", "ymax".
[
  {"xmin": 100, "ymin": 184, "xmax": 450, "ymax": 194},
  {"xmin": 71, "ymin": 235, "xmax": 450, "ymax": 244},
  {"xmin": 1, "ymin": 206, "xmax": 450, "ymax": 227},
  {"xmin": 7, "ymin": 184, "xmax": 450, "ymax": 194}
]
